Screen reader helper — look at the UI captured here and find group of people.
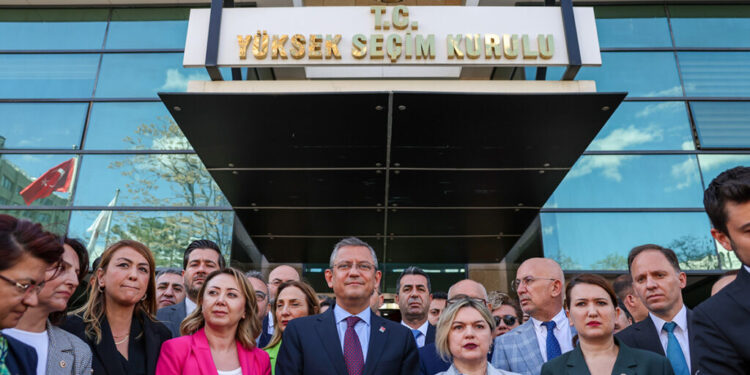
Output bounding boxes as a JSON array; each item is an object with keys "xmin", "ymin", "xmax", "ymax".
[{"xmin": 0, "ymin": 168, "xmax": 747, "ymax": 375}]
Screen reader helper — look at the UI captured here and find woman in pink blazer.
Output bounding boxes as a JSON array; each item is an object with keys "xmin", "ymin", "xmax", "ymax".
[{"xmin": 156, "ymin": 268, "xmax": 270, "ymax": 375}]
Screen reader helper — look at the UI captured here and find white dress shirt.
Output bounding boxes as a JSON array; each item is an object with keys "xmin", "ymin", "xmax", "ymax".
[
  {"xmin": 267, "ymin": 310, "xmax": 275, "ymax": 334},
  {"xmin": 530, "ymin": 308, "xmax": 574, "ymax": 361},
  {"xmin": 185, "ymin": 297, "xmax": 198, "ymax": 315},
  {"xmin": 650, "ymin": 305, "xmax": 691, "ymax": 372},
  {"xmin": 744, "ymin": 265, "xmax": 750, "ymax": 274},
  {"xmin": 334, "ymin": 304, "xmax": 372, "ymax": 361},
  {"xmin": 401, "ymin": 320, "xmax": 429, "ymax": 348}
]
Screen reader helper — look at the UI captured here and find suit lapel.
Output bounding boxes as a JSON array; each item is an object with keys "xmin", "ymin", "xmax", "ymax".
[
  {"xmin": 142, "ymin": 315, "xmax": 164, "ymax": 375},
  {"xmin": 314, "ymin": 310, "xmax": 348, "ymax": 375},
  {"xmin": 516, "ymin": 322, "xmax": 544, "ymax": 370},
  {"xmin": 47, "ymin": 325, "xmax": 75, "ymax": 374},
  {"xmin": 425, "ymin": 324, "xmax": 436, "ymax": 345},
  {"xmin": 564, "ymin": 346, "xmax": 591, "ymax": 375},
  {"xmin": 728, "ymin": 267, "xmax": 750, "ymax": 314},
  {"xmin": 611, "ymin": 338, "xmax": 639, "ymax": 375},
  {"xmin": 191, "ymin": 329, "xmax": 218, "ymax": 375},
  {"xmin": 637, "ymin": 317, "xmax": 664, "ymax": 355},
  {"xmin": 364, "ymin": 314, "xmax": 389, "ymax": 375}
]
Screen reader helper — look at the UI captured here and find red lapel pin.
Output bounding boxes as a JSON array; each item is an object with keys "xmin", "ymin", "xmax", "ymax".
[{"xmin": 379, "ymin": 326, "xmax": 386, "ymax": 333}]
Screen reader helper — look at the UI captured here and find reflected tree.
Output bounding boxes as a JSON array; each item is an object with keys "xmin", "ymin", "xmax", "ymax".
[
  {"xmin": 591, "ymin": 253, "xmax": 628, "ymax": 270},
  {"xmin": 555, "ymin": 253, "xmax": 582, "ymax": 270},
  {"xmin": 668, "ymin": 234, "xmax": 717, "ymax": 270}
]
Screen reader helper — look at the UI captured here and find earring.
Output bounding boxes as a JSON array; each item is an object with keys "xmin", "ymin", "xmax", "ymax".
[
  {"xmin": 98, "ymin": 285, "xmax": 104, "ymax": 292},
  {"xmin": 141, "ymin": 294, "xmax": 147, "ymax": 301}
]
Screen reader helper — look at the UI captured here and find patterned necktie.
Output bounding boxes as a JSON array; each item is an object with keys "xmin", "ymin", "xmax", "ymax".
[
  {"xmin": 663, "ymin": 322, "xmax": 689, "ymax": 375},
  {"xmin": 541, "ymin": 321, "xmax": 562, "ymax": 361},
  {"xmin": 343, "ymin": 316, "xmax": 365, "ymax": 375},
  {"xmin": 0, "ymin": 336, "xmax": 11, "ymax": 375}
]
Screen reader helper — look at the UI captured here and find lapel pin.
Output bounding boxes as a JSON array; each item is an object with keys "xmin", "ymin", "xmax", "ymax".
[
  {"xmin": 379, "ymin": 326, "xmax": 385, "ymax": 333},
  {"xmin": 60, "ymin": 360, "xmax": 67, "ymax": 368}
]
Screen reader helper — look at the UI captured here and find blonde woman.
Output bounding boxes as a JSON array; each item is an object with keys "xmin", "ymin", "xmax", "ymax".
[
  {"xmin": 61, "ymin": 240, "xmax": 171, "ymax": 375},
  {"xmin": 156, "ymin": 268, "xmax": 270, "ymax": 375}
]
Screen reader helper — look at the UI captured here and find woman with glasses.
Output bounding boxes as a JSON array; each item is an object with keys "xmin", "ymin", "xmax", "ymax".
[
  {"xmin": 264, "ymin": 280, "xmax": 319, "ymax": 374},
  {"xmin": 62, "ymin": 240, "xmax": 171, "ymax": 375},
  {"xmin": 0, "ymin": 214, "xmax": 64, "ymax": 374},
  {"xmin": 487, "ymin": 292, "xmax": 522, "ymax": 338},
  {"xmin": 3, "ymin": 237, "xmax": 92, "ymax": 375},
  {"xmin": 540, "ymin": 274, "xmax": 673, "ymax": 375},
  {"xmin": 435, "ymin": 297, "xmax": 520, "ymax": 375}
]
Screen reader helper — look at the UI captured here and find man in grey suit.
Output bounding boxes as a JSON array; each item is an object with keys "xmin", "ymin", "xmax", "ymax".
[
  {"xmin": 492, "ymin": 258, "xmax": 574, "ymax": 375},
  {"xmin": 156, "ymin": 239, "xmax": 225, "ymax": 337}
]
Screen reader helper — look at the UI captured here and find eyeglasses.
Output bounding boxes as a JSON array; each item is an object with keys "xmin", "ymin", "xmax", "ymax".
[
  {"xmin": 0, "ymin": 274, "xmax": 45, "ymax": 296},
  {"xmin": 332, "ymin": 262, "xmax": 375, "ymax": 273},
  {"xmin": 255, "ymin": 291, "xmax": 267, "ymax": 301},
  {"xmin": 446, "ymin": 294, "xmax": 487, "ymax": 307},
  {"xmin": 511, "ymin": 276, "xmax": 557, "ymax": 292},
  {"xmin": 494, "ymin": 314, "xmax": 517, "ymax": 326}
]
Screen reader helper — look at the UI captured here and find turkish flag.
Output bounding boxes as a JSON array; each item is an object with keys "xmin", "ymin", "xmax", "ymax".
[{"xmin": 19, "ymin": 158, "xmax": 76, "ymax": 205}]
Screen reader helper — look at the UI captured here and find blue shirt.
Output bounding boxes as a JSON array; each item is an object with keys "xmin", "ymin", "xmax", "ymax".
[{"xmin": 333, "ymin": 304, "xmax": 371, "ymax": 361}]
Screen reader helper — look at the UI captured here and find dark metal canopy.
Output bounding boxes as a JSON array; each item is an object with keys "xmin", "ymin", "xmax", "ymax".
[{"xmin": 160, "ymin": 90, "xmax": 625, "ymax": 264}]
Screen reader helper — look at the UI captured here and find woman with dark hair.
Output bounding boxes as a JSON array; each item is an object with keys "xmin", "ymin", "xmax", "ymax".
[
  {"xmin": 541, "ymin": 274, "xmax": 674, "ymax": 375},
  {"xmin": 264, "ymin": 280, "xmax": 320, "ymax": 374},
  {"xmin": 62, "ymin": 239, "xmax": 171, "ymax": 375},
  {"xmin": 0, "ymin": 214, "xmax": 64, "ymax": 374},
  {"xmin": 156, "ymin": 268, "xmax": 270, "ymax": 375},
  {"xmin": 3, "ymin": 236, "xmax": 92, "ymax": 375}
]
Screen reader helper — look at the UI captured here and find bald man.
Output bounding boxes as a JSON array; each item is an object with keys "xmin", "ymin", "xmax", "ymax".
[
  {"xmin": 492, "ymin": 258, "xmax": 573, "ymax": 375},
  {"xmin": 418, "ymin": 279, "xmax": 491, "ymax": 375},
  {"xmin": 265, "ymin": 265, "xmax": 301, "ymax": 342}
]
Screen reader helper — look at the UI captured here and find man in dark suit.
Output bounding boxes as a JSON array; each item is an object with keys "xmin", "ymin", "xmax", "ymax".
[
  {"xmin": 276, "ymin": 237, "xmax": 419, "ymax": 375},
  {"xmin": 156, "ymin": 239, "xmax": 224, "ymax": 337},
  {"xmin": 246, "ymin": 270, "xmax": 272, "ymax": 348},
  {"xmin": 396, "ymin": 266, "xmax": 435, "ymax": 348},
  {"xmin": 616, "ymin": 244, "xmax": 694, "ymax": 375},
  {"xmin": 693, "ymin": 166, "xmax": 750, "ymax": 374}
]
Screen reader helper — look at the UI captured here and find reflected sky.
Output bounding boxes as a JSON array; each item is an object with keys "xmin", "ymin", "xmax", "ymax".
[
  {"xmin": 698, "ymin": 154, "xmax": 750, "ymax": 186},
  {"xmin": 0, "ymin": 54, "xmax": 99, "ymax": 98},
  {"xmin": 541, "ymin": 212, "xmax": 716, "ymax": 270},
  {"xmin": 692, "ymin": 102, "xmax": 750, "ymax": 148},
  {"xmin": 96, "ymin": 53, "xmax": 210, "ymax": 98},
  {"xmin": 0, "ymin": 9, "xmax": 108, "ymax": 50},
  {"xmin": 595, "ymin": 16, "xmax": 671, "ymax": 48},
  {"xmin": 85, "ymin": 102, "xmax": 192, "ymax": 150},
  {"xmin": 106, "ymin": 20, "xmax": 188, "ymax": 49},
  {"xmin": 679, "ymin": 52, "xmax": 750, "ymax": 97},
  {"xmin": 0, "ymin": 103, "xmax": 88, "ymax": 149},
  {"xmin": 670, "ymin": 5, "xmax": 750, "ymax": 47},
  {"xmin": 577, "ymin": 52, "xmax": 682, "ymax": 97}
]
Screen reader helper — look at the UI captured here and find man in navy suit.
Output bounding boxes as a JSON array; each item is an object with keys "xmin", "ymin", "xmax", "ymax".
[
  {"xmin": 693, "ymin": 166, "xmax": 750, "ymax": 374},
  {"xmin": 396, "ymin": 266, "xmax": 435, "ymax": 348},
  {"xmin": 246, "ymin": 270, "xmax": 272, "ymax": 348},
  {"xmin": 276, "ymin": 237, "xmax": 419, "ymax": 375}
]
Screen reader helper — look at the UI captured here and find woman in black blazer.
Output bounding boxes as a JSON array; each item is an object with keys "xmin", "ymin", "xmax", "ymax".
[
  {"xmin": 541, "ymin": 274, "xmax": 674, "ymax": 375},
  {"xmin": 62, "ymin": 240, "xmax": 171, "ymax": 375}
]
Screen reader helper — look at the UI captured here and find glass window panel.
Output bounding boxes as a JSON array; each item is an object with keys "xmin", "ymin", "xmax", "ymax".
[
  {"xmin": 0, "ymin": 154, "xmax": 76, "ymax": 207},
  {"xmin": 545, "ymin": 155, "xmax": 703, "ymax": 208},
  {"xmin": 382, "ymin": 263, "xmax": 466, "ymax": 293},
  {"xmin": 95, "ymin": 53, "xmax": 210, "ymax": 98},
  {"xmin": 85, "ymin": 102, "xmax": 193, "ymax": 150},
  {"xmin": 716, "ymin": 240, "xmax": 744, "ymax": 270},
  {"xmin": 106, "ymin": 8, "xmax": 190, "ymax": 49},
  {"xmin": 0, "ymin": 9, "xmax": 108, "ymax": 50},
  {"xmin": 679, "ymin": 52, "xmax": 750, "ymax": 97},
  {"xmin": 67, "ymin": 210, "xmax": 233, "ymax": 266},
  {"xmin": 691, "ymin": 102, "xmax": 750, "ymax": 148},
  {"xmin": 587, "ymin": 102, "xmax": 694, "ymax": 151},
  {"xmin": 0, "ymin": 103, "xmax": 87, "ymax": 149},
  {"xmin": 670, "ymin": 5, "xmax": 750, "ymax": 48},
  {"xmin": 594, "ymin": 6, "xmax": 671, "ymax": 48},
  {"xmin": 576, "ymin": 52, "xmax": 682, "ymax": 97},
  {"xmin": 698, "ymin": 154, "xmax": 750, "ymax": 187},
  {"xmin": 73, "ymin": 154, "xmax": 229, "ymax": 207},
  {"xmin": 0, "ymin": 54, "xmax": 98, "ymax": 99},
  {"xmin": 541, "ymin": 212, "xmax": 717, "ymax": 271},
  {"xmin": 0, "ymin": 210, "xmax": 69, "ymax": 235}
]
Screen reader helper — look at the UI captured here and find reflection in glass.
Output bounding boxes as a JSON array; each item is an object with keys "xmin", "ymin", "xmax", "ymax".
[
  {"xmin": 0, "ymin": 210, "xmax": 69, "ymax": 236},
  {"xmin": 679, "ymin": 52, "xmax": 750, "ymax": 97},
  {"xmin": 0, "ymin": 9, "xmax": 108, "ymax": 50},
  {"xmin": 541, "ymin": 212, "xmax": 717, "ymax": 270},
  {"xmin": 95, "ymin": 53, "xmax": 210, "ymax": 98},
  {"xmin": 576, "ymin": 52, "xmax": 682, "ymax": 97},
  {"xmin": 85, "ymin": 102, "xmax": 192, "ymax": 150},
  {"xmin": 67, "ymin": 210, "xmax": 233, "ymax": 266},
  {"xmin": 594, "ymin": 6, "xmax": 671, "ymax": 48},
  {"xmin": 106, "ymin": 8, "xmax": 190, "ymax": 49},
  {"xmin": 698, "ymin": 154, "xmax": 750, "ymax": 187},
  {"xmin": 0, "ymin": 103, "xmax": 87, "ymax": 149},
  {"xmin": 716, "ymin": 240, "xmax": 743, "ymax": 270},
  {"xmin": 587, "ymin": 102, "xmax": 694, "ymax": 151},
  {"xmin": 692, "ymin": 102, "xmax": 750, "ymax": 148},
  {"xmin": 0, "ymin": 54, "xmax": 99, "ymax": 98},
  {"xmin": 670, "ymin": 5, "xmax": 750, "ymax": 48},
  {"xmin": 73, "ymin": 154, "xmax": 229, "ymax": 207},
  {"xmin": 0, "ymin": 154, "xmax": 76, "ymax": 207},
  {"xmin": 545, "ymin": 155, "xmax": 703, "ymax": 208}
]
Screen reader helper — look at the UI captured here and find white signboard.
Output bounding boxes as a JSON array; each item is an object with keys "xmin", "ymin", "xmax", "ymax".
[{"xmin": 183, "ymin": 6, "xmax": 601, "ymax": 68}]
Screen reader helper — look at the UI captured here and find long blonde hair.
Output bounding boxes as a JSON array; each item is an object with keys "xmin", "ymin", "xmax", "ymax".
[
  {"xmin": 72, "ymin": 240, "xmax": 157, "ymax": 344},
  {"xmin": 265, "ymin": 280, "xmax": 320, "ymax": 349},
  {"xmin": 180, "ymin": 268, "xmax": 261, "ymax": 349}
]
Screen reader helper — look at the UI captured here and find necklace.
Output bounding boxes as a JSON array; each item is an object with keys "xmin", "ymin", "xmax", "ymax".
[{"xmin": 114, "ymin": 335, "xmax": 129, "ymax": 345}]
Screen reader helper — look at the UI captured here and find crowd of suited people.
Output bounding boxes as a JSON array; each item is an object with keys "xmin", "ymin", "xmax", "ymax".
[{"xmin": 0, "ymin": 166, "xmax": 747, "ymax": 375}]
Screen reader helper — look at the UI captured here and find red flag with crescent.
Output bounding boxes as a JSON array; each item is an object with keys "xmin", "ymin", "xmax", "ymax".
[{"xmin": 19, "ymin": 158, "xmax": 76, "ymax": 205}]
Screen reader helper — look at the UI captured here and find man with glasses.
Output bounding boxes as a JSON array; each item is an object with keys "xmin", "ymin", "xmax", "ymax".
[
  {"xmin": 492, "ymin": 258, "xmax": 573, "ymax": 375},
  {"xmin": 245, "ymin": 270, "xmax": 272, "ymax": 347},
  {"xmin": 276, "ymin": 237, "xmax": 418, "ymax": 375}
]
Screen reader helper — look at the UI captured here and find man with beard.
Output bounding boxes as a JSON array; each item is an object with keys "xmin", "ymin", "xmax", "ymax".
[
  {"xmin": 396, "ymin": 266, "xmax": 434, "ymax": 348},
  {"xmin": 156, "ymin": 239, "xmax": 225, "ymax": 337}
]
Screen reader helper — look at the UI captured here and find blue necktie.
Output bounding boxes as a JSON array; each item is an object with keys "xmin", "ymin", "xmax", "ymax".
[
  {"xmin": 663, "ymin": 322, "xmax": 689, "ymax": 375},
  {"xmin": 542, "ymin": 321, "xmax": 562, "ymax": 361},
  {"xmin": 411, "ymin": 329, "xmax": 421, "ymax": 340}
]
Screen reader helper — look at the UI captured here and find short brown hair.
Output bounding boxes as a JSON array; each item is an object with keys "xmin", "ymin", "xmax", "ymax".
[
  {"xmin": 265, "ymin": 280, "xmax": 320, "ymax": 349},
  {"xmin": 0, "ymin": 214, "xmax": 63, "ymax": 271},
  {"xmin": 627, "ymin": 244, "xmax": 681, "ymax": 273},
  {"xmin": 488, "ymin": 291, "xmax": 523, "ymax": 323},
  {"xmin": 565, "ymin": 274, "xmax": 617, "ymax": 310}
]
